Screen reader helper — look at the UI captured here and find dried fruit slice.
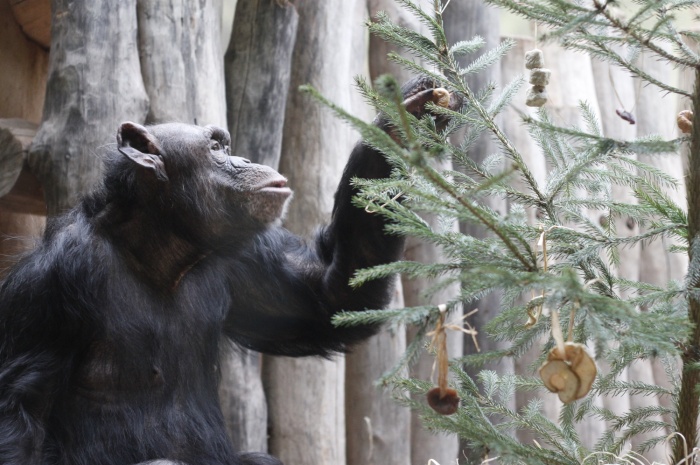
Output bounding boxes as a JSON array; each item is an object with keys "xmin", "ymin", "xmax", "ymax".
[{"xmin": 539, "ymin": 359, "xmax": 581, "ymax": 403}]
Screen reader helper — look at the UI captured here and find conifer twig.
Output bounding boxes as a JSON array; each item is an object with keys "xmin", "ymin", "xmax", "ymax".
[{"xmin": 591, "ymin": 0, "xmax": 700, "ymax": 69}]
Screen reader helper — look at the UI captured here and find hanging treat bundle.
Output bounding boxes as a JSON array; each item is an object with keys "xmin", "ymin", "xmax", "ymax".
[
  {"xmin": 426, "ymin": 307, "xmax": 460, "ymax": 415},
  {"xmin": 533, "ymin": 227, "xmax": 597, "ymax": 403},
  {"xmin": 678, "ymin": 110, "xmax": 694, "ymax": 134},
  {"xmin": 425, "ymin": 307, "xmax": 479, "ymax": 415},
  {"xmin": 539, "ymin": 341, "xmax": 597, "ymax": 403},
  {"xmin": 525, "ymin": 49, "xmax": 551, "ymax": 107}
]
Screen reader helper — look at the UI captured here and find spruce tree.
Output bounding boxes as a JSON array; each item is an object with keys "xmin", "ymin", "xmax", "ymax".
[{"xmin": 306, "ymin": 0, "xmax": 700, "ymax": 462}]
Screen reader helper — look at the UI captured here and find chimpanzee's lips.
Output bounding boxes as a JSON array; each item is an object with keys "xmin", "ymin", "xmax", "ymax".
[{"xmin": 258, "ymin": 177, "xmax": 292, "ymax": 197}]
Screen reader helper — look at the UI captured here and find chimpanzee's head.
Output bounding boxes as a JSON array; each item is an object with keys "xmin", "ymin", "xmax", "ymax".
[{"xmin": 112, "ymin": 122, "xmax": 292, "ymax": 242}]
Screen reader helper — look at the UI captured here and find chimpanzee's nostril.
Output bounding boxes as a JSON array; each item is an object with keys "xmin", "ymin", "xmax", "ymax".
[{"xmin": 230, "ymin": 156, "xmax": 252, "ymax": 169}]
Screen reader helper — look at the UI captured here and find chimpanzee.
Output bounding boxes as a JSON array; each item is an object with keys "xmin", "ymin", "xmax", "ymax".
[{"xmin": 0, "ymin": 78, "xmax": 458, "ymax": 465}]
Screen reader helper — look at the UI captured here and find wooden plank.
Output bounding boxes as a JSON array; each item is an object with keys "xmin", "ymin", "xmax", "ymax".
[{"xmin": 9, "ymin": 0, "xmax": 51, "ymax": 49}]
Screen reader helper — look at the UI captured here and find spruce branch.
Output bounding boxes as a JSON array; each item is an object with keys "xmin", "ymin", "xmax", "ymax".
[{"xmin": 591, "ymin": 0, "xmax": 700, "ymax": 68}]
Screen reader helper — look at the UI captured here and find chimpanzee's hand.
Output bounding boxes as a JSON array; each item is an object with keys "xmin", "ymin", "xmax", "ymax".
[{"xmin": 399, "ymin": 76, "xmax": 463, "ymax": 130}]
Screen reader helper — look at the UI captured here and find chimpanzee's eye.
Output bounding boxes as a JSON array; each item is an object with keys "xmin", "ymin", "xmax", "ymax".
[{"xmin": 210, "ymin": 141, "xmax": 222, "ymax": 151}]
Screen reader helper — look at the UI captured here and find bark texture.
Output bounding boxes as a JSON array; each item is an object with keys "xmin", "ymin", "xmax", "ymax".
[
  {"xmin": 27, "ymin": 0, "xmax": 149, "ymax": 215},
  {"xmin": 137, "ymin": 0, "xmax": 226, "ymax": 126},
  {"xmin": 263, "ymin": 1, "xmax": 370, "ymax": 464},
  {"xmin": 225, "ymin": 0, "xmax": 298, "ymax": 167}
]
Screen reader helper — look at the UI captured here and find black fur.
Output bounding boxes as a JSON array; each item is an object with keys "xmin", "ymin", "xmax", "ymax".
[{"xmin": 0, "ymin": 78, "xmax": 453, "ymax": 465}]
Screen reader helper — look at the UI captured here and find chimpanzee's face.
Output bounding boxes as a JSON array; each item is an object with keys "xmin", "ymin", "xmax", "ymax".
[{"xmin": 117, "ymin": 122, "xmax": 293, "ymax": 232}]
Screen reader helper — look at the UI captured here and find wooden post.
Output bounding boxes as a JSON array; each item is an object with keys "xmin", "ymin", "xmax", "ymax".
[
  {"xmin": 263, "ymin": 1, "xmax": 370, "ymax": 464},
  {"xmin": 225, "ymin": 0, "xmax": 298, "ymax": 168},
  {"xmin": 221, "ymin": 0, "xmax": 299, "ymax": 452},
  {"xmin": 27, "ymin": 0, "xmax": 149, "ymax": 215},
  {"xmin": 444, "ymin": 3, "xmax": 503, "ymax": 461},
  {"xmin": 343, "ymin": 3, "xmax": 416, "ymax": 465},
  {"xmin": 137, "ymin": 0, "xmax": 226, "ymax": 126}
]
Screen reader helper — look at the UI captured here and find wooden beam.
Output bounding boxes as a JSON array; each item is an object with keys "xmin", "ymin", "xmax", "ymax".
[{"xmin": 9, "ymin": 0, "xmax": 51, "ymax": 49}]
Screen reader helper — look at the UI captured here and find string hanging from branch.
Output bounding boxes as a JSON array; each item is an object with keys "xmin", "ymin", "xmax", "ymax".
[{"xmin": 426, "ymin": 305, "xmax": 479, "ymax": 415}]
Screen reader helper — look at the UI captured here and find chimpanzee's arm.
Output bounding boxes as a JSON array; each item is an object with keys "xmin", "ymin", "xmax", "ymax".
[{"xmin": 224, "ymin": 78, "xmax": 458, "ymax": 356}]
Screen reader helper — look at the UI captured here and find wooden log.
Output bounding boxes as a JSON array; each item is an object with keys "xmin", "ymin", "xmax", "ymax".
[
  {"xmin": 222, "ymin": 0, "xmax": 295, "ymax": 452},
  {"xmin": 444, "ymin": 0, "xmax": 510, "ymax": 384},
  {"xmin": 137, "ymin": 0, "xmax": 226, "ymax": 126},
  {"xmin": 344, "ymin": 3, "xmax": 415, "ymax": 465},
  {"xmin": 138, "ymin": 0, "xmax": 265, "ymax": 452},
  {"xmin": 9, "ymin": 0, "xmax": 51, "ymax": 49},
  {"xmin": 224, "ymin": 0, "xmax": 298, "ymax": 168},
  {"xmin": 403, "ymin": 227, "xmax": 462, "ymax": 465},
  {"xmin": 345, "ymin": 287, "xmax": 408, "ymax": 465},
  {"xmin": 27, "ymin": 0, "xmax": 149, "ymax": 215},
  {"xmin": 264, "ymin": 1, "xmax": 370, "ymax": 464},
  {"xmin": 218, "ymin": 344, "xmax": 269, "ymax": 453}
]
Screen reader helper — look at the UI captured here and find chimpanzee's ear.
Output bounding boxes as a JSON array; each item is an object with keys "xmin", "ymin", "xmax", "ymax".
[{"xmin": 117, "ymin": 122, "xmax": 169, "ymax": 182}]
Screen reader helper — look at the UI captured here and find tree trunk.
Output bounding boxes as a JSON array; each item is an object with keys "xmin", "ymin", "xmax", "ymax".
[
  {"xmin": 137, "ymin": 0, "xmax": 226, "ymax": 126},
  {"xmin": 263, "ymin": 2, "xmax": 369, "ymax": 464},
  {"xmin": 221, "ymin": 0, "xmax": 299, "ymax": 451},
  {"xmin": 344, "ymin": 3, "xmax": 416, "ymax": 465},
  {"xmin": 225, "ymin": 0, "xmax": 298, "ymax": 168},
  {"xmin": 28, "ymin": 0, "xmax": 149, "ymax": 215},
  {"xmin": 632, "ymin": 49, "xmax": 685, "ymax": 461},
  {"xmin": 345, "ymin": 288, "xmax": 408, "ymax": 465}
]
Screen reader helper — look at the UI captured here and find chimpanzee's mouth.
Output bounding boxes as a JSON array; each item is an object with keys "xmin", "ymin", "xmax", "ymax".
[{"xmin": 257, "ymin": 177, "xmax": 292, "ymax": 196}]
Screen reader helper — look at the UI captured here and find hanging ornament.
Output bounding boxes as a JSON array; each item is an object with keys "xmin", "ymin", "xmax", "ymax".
[
  {"xmin": 608, "ymin": 60, "xmax": 640, "ymax": 125},
  {"xmin": 526, "ymin": 86, "xmax": 548, "ymax": 108},
  {"xmin": 678, "ymin": 110, "xmax": 693, "ymax": 134},
  {"xmin": 615, "ymin": 109, "xmax": 636, "ymax": 125},
  {"xmin": 532, "ymin": 228, "xmax": 597, "ymax": 403},
  {"xmin": 525, "ymin": 48, "xmax": 544, "ymax": 69},
  {"xmin": 425, "ymin": 306, "xmax": 479, "ymax": 415},
  {"xmin": 524, "ymin": 48, "xmax": 551, "ymax": 108},
  {"xmin": 538, "ymin": 303, "xmax": 597, "ymax": 403}
]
